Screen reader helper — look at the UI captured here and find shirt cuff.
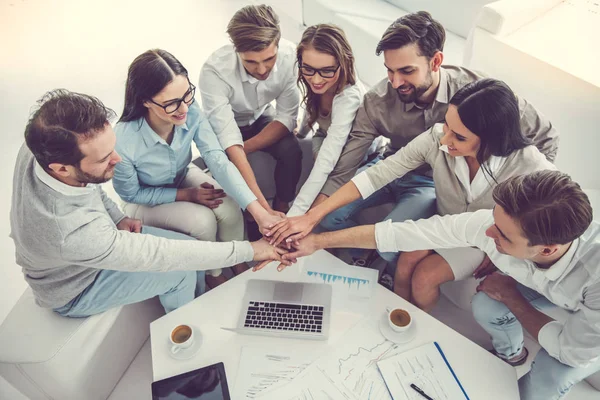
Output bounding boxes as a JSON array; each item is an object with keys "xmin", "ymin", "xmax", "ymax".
[
  {"xmin": 374, "ymin": 220, "xmax": 398, "ymax": 253},
  {"xmin": 236, "ymin": 240, "xmax": 255, "ymax": 264},
  {"xmin": 274, "ymin": 115, "xmax": 296, "ymax": 132},
  {"xmin": 351, "ymin": 172, "xmax": 377, "ymax": 199},
  {"xmin": 538, "ymin": 320, "xmax": 563, "ymax": 360},
  {"xmin": 159, "ymin": 188, "xmax": 178, "ymax": 205}
]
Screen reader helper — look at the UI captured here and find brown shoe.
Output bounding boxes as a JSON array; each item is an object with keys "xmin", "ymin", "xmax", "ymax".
[{"xmin": 490, "ymin": 347, "xmax": 529, "ymax": 367}]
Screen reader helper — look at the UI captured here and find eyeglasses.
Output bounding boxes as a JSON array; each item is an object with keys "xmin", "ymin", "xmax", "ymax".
[
  {"xmin": 149, "ymin": 83, "xmax": 196, "ymax": 114},
  {"xmin": 300, "ymin": 64, "xmax": 340, "ymax": 78}
]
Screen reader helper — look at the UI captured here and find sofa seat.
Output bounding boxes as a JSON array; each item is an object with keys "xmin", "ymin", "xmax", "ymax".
[{"xmin": 0, "ymin": 288, "xmax": 164, "ymax": 400}]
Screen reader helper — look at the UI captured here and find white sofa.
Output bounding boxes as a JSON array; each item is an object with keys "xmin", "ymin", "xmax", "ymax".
[
  {"xmin": 465, "ymin": 0, "xmax": 600, "ymax": 195},
  {"xmin": 0, "ymin": 287, "xmax": 164, "ymax": 399}
]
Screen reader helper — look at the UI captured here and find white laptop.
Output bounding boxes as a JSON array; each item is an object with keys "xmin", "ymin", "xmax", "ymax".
[{"xmin": 234, "ymin": 279, "xmax": 332, "ymax": 340}]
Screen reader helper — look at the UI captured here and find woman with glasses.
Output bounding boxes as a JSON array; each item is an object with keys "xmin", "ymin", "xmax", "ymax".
[
  {"xmin": 113, "ymin": 49, "xmax": 278, "ymax": 287},
  {"xmin": 287, "ymin": 24, "xmax": 366, "ymax": 217}
]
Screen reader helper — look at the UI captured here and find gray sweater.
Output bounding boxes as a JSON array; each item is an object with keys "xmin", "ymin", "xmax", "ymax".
[{"xmin": 9, "ymin": 145, "xmax": 254, "ymax": 309}]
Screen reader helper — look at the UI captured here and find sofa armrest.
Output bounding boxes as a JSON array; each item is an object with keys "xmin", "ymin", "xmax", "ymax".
[{"xmin": 476, "ymin": 0, "xmax": 563, "ymax": 36}]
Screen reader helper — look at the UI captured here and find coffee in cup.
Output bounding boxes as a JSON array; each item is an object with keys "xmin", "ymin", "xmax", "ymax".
[
  {"xmin": 170, "ymin": 324, "xmax": 194, "ymax": 355},
  {"xmin": 388, "ymin": 308, "xmax": 412, "ymax": 333}
]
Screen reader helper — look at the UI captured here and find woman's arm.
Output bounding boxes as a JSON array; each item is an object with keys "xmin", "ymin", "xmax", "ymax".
[{"xmin": 288, "ymin": 86, "xmax": 362, "ymax": 217}]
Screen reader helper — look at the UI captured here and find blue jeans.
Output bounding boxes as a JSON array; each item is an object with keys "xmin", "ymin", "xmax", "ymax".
[
  {"xmin": 54, "ymin": 226, "xmax": 205, "ymax": 317},
  {"xmin": 320, "ymin": 156, "xmax": 436, "ymax": 262},
  {"xmin": 472, "ymin": 285, "xmax": 600, "ymax": 400}
]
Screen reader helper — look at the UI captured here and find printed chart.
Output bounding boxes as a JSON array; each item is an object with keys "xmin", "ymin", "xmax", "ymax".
[{"xmin": 234, "ymin": 347, "xmax": 316, "ymax": 399}]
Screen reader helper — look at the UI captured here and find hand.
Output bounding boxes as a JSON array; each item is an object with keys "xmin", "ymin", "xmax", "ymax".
[
  {"xmin": 187, "ymin": 183, "xmax": 226, "ymax": 208},
  {"xmin": 116, "ymin": 217, "xmax": 142, "ymax": 233},
  {"xmin": 476, "ymin": 272, "xmax": 519, "ymax": 302},
  {"xmin": 267, "ymin": 207, "xmax": 286, "ymax": 219},
  {"xmin": 283, "ymin": 234, "xmax": 320, "ymax": 261},
  {"xmin": 264, "ymin": 213, "xmax": 318, "ymax": 247},
  {"xmin": 473, "ymin": 255, "xmax": 498, "ymax": 279},
  {"xmin": 250, "ymin": 238, "xmax": 293, "ymax": 272},
  {"xmin": 255, "ymin": 211, "xmax": 285, "ymax": 236}
]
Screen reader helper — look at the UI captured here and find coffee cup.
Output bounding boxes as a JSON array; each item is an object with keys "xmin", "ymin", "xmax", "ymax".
[
  {"xmin": 387, "ymin": 308, "xmax": 412, "ymax": 333},
  {"xmin": 169, "ymin": 324, "xmax": 194, "ymax": 355}
]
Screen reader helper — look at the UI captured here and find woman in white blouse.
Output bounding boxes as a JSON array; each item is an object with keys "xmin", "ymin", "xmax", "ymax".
[
  {"xmin": 287, "ymin": 24, "xmax": 366, "ymax": 217},
  {"xmin": 269, "ymin": 79, "xmax": 555, "ymax": 311}
]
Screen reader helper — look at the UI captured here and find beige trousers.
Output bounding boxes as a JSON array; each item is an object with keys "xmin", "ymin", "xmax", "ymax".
[{"xmin": 123, "ymin": 164, "xmax": 244, "ymax": 276}]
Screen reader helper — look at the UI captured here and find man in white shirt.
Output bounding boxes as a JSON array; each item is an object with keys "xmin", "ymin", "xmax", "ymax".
[
  {"xmin": 199, "ymin": 4, "xmax": 302, "ymax": 216},
  {"xmin": 262, "ymin": 170, "xmax": 600, "ymax": 400}
]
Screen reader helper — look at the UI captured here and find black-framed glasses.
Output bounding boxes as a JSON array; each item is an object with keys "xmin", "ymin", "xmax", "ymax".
[
  {"xmin": 300, "ymin": 64, "xmax": 340, "ymax": 78},
  {"xmin": 149, "ymin": 83, "xmax": 196, "ymax": 114}
]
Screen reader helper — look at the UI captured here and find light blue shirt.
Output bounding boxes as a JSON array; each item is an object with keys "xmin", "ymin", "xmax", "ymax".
[{"xmin": 113, "ymin": 101, "xmax": 257, "ymax": 209}]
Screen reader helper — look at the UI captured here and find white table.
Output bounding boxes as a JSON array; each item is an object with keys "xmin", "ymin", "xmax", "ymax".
[{"xmin": 150, "ymin": 250, "xmax": 519, "ymax": 399}]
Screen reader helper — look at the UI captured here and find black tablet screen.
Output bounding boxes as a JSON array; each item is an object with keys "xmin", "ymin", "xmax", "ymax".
[{"xmin": 151, "ymin": 362, "xmax": 231, "ymax": 400}]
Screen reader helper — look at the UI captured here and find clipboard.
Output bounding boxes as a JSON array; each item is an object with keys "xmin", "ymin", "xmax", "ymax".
[{"xmin": 377, "ymin": 341, "xmax": 469, "ymax": 399}]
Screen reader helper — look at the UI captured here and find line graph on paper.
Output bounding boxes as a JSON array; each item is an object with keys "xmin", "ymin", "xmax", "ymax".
[{"xmin": 313, "ymin": 320, "xmax": 405, "ymax": 400}]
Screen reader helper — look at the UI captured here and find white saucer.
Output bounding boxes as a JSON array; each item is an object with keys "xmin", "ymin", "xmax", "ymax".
[
  {"xmin": 168, "ymin": 328, "xmax": 203, "ymax": 360},
  {"xmin": 379, "ymin": 312, "xmax": 417, "ymax": 344}
]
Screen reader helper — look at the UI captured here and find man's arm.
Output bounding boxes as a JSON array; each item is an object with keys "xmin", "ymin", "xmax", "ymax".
[
  {"xmin": 272, "ymin": 211, "xmax": 492, "ymax": 263},
  {"xmin": 226, "ymin": 145, "xmax": 271, "ymax": 210},
  {"xmin": 61, "ymin": 216, "xmax": 289, "ymax": 273},
  {"xmin": 320, "ymin": 99, "xmax": 380, "ymax": 196},
  {"xmin": 539, "ymin": 283, "xmax": 600, "ymax": 367},
  {"xmin": 517, "ymin": 96, "xmax": 559, "ymax": 162},
  {"xmin": 98, "ymin": 186, "xmax": 125, "ymax": 224},
  {"xmin": 243, "ymin": 120, "xmax": 289, "ymax": 154},
  {"xmin": 477, "ymin": 273, "xmax": 554, "ymax": 344},
  {"xmin": 199, "ymin": 66, "xmax": 272, "ymax": 210}
]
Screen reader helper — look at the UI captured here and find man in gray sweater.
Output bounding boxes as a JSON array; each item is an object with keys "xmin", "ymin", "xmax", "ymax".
[{"xmin": 9, "ymin": 89, "xmax": 287, "ymax": 317}]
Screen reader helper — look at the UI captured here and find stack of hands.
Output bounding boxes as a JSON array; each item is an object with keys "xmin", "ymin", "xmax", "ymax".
[{"xmin": 251, "ymin": 212, "xmax": 322, "ymax": 272}]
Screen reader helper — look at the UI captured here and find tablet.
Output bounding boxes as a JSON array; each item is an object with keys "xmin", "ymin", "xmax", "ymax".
[{"xmin": 151, "ymin": 362, "xmax": 231, "ymax": 400}]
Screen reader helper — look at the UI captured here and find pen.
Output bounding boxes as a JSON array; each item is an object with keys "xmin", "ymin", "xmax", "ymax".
[{"xmin": 410, "ymin": 383, "xmax": 434, "ymax": 400}]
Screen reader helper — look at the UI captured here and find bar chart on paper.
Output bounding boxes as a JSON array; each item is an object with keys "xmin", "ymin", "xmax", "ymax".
[{"xmin": 302, "ymin": 264, "xmax": 377, "ymax": 299}]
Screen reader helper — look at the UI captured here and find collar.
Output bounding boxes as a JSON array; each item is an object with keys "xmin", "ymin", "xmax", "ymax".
[
  {"xmin": 140, "ymin": 116, "xmax": 188, "ymax": 148},
  {"xmin": 404, "ymin": 68, "xmax": 449, "ymax": 112},
  {"xmin": 237, "ymin": 53, "xmax": 279, "ymax": 84},
  {"xmin": 538, "ymin": 239, "xmax": 579, "ymax": 281},
  {"xmin": 34, "ymin": 161, "xmax": 96, "ymax": 196}
]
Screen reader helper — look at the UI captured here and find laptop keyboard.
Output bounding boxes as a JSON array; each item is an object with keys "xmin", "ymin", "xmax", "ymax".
[{"xmin": 244, "ymin": 301, "xmax": 324, "ymax": 333}]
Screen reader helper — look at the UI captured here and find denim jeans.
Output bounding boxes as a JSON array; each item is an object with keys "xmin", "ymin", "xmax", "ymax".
[
  {"xmin": 319, "ymin": 155, "xmax": 436, "ymax": 262},
  {"xmin": 54, "ymin": 226, "xmax": 205, "ymax": 317},
  {"xmin": 472, "ymin": 285, "xmax": 600, "ymax": 400}
]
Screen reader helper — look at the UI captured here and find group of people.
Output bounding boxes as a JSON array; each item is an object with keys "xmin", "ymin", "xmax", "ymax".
[{"xmin": 8, "ymin": 4, "xmax": 599, "ymax": 400}]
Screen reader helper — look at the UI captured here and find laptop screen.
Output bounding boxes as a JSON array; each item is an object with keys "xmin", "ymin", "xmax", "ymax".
[{"xmin": 151, "ymin": 362, "xmax": 231, "ymax": 400}]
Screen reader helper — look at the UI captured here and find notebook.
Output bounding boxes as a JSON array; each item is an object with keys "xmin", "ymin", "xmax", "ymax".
[{"xmin": 377, "ymin": 342, "xmax": 469, "ymax": 400}]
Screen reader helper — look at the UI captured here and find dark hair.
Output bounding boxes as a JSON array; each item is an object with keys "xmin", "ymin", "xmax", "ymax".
[
  {"xmin": 297, "ymin": 24, "xmax": 356, "ymax": 128},
  {"xmin": 449, "ymin": 78, "xmax": 532, "ymax": 181},
  {"xmin": 376, "ymin": 11, "xmax": 445, "ymax": 58},
  {"xmin": 493, "ymin": 170, "xmax": 593, "ymax": 246},
  {"xmin": 24, "ymin": 89, "xmax": 115, "ymax": 169},
  {"xmin": 119, "ymin": 49, "xmax": 188, "ymax": 123},
  {"xmin": 227, "ymin": 4, "xmax": 281, "ymax": 52}
]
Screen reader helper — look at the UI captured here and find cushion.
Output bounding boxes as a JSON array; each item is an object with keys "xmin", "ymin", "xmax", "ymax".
[
  {"xmin": 385, "ymin": 0, "xmax": 496, "ymax": 38},
  {"xmin": 0, "ymin": 288, "xmax": 163, "ymax": 400},
  {"xmin": 476, "ymin": 0, "xmax": 563, "ymax": 36}
]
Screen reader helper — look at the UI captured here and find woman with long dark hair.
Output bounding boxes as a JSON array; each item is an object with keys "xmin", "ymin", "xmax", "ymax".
[
  {"xmin": 113, "ymin": 49, "xmax": 280, "ymax": 287},
  {"xmin": 288, "ymin": 24, "xmax": 365, "ymax": 216},
  {"xmin": 268, "ymin": 78, "xmax": 555, "ymax": 312}
]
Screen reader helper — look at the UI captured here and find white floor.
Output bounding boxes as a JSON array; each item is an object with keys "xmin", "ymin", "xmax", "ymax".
[{"xmin": 0, "ymin": 0, "xmax": 597, "ymax": 399}]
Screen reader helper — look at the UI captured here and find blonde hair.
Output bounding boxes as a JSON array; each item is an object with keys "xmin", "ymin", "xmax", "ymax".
[
  {"xmin": 227, "ymin": 4, "xmax": 281, "ymax": 52},
  {"xmin": 297, "ymin": 24, "xmax": 356, "ymax": 129}
]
